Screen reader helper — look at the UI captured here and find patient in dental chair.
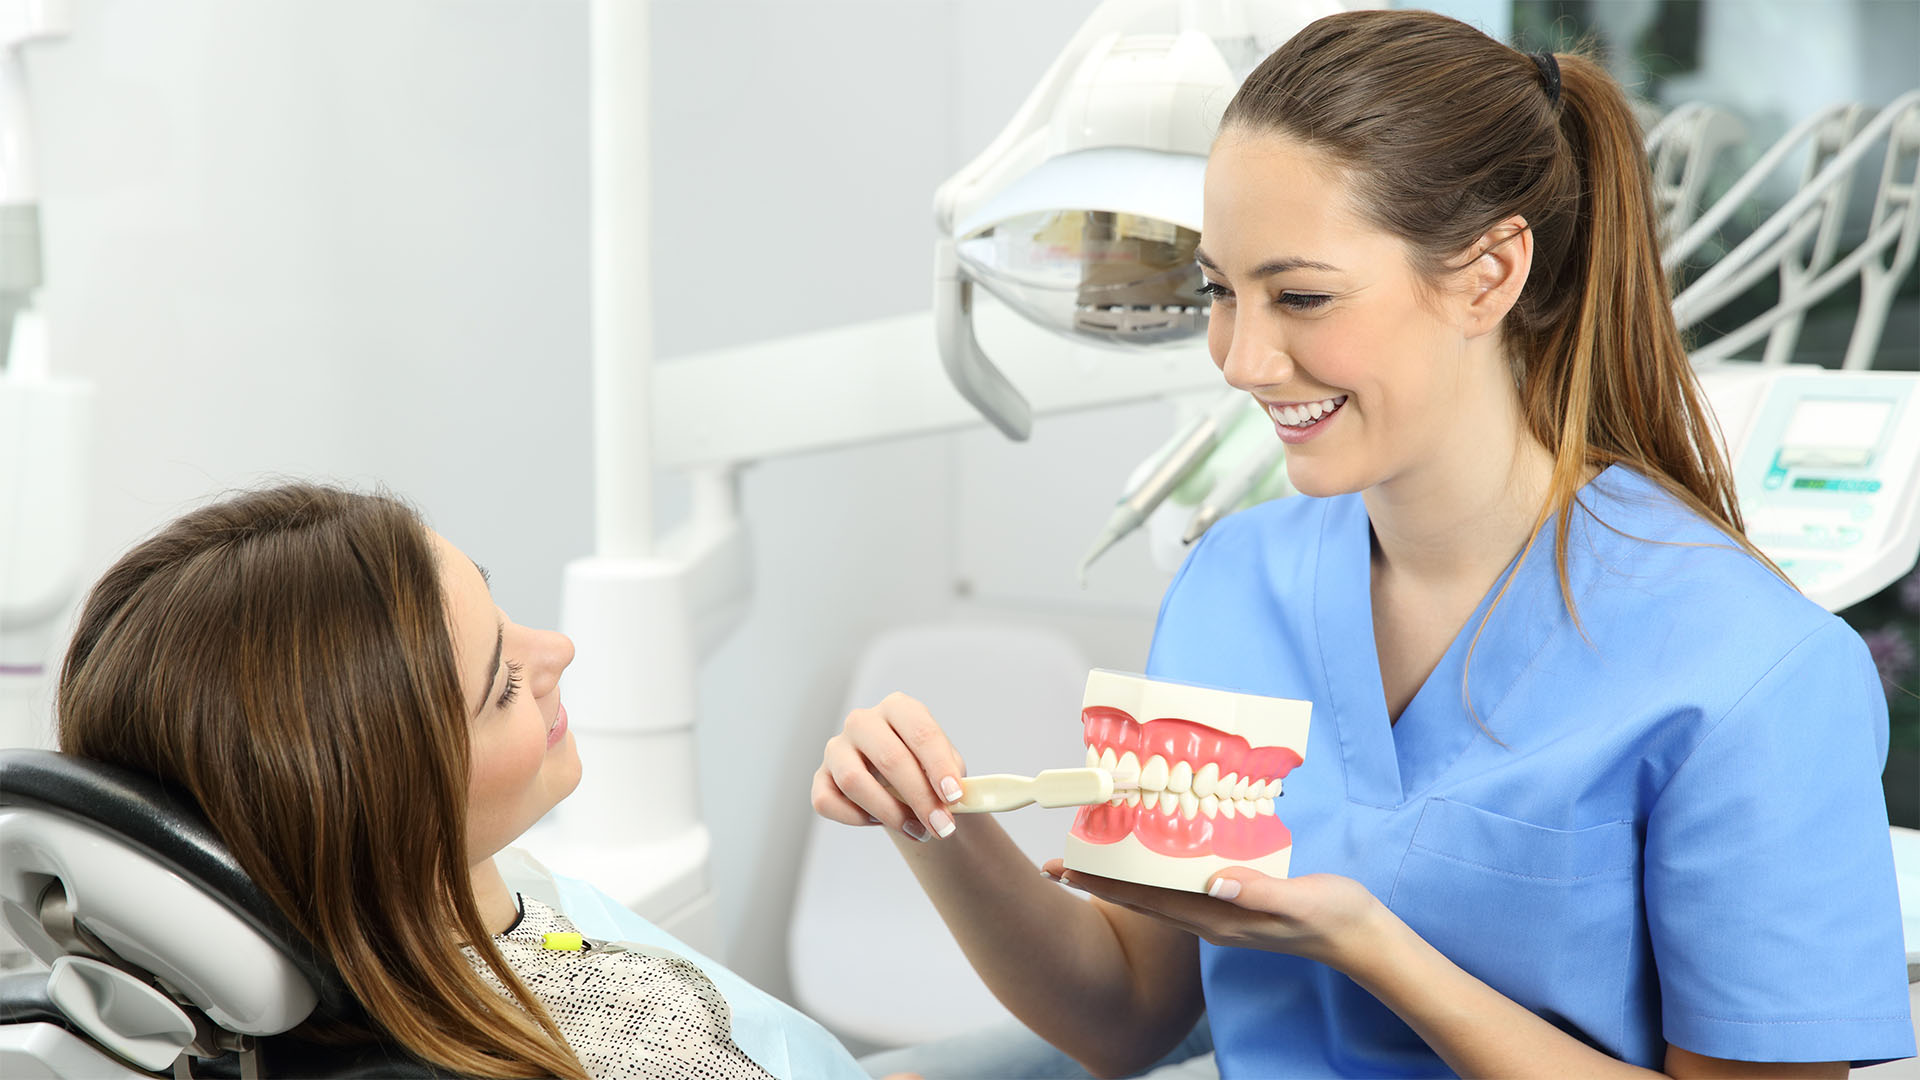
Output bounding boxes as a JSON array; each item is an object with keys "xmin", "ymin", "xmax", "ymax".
[{"xmin": 54, "ymin": 483, "xmax": 880, "ymax": 1080}]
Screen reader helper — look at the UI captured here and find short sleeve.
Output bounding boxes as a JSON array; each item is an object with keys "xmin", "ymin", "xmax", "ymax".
[{"xmin": 1645, "ymin": 619, "xmax": 1914, "ymax": 1065}]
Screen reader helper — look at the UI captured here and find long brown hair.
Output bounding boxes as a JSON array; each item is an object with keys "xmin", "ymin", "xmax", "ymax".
[
  {"xmin": 58, "ymin": 483, "xmax": 589, "ymax": 1079},
  {"xmin": 1221, "ymin": 10, "xmax": 1781, "ymax": 626}
]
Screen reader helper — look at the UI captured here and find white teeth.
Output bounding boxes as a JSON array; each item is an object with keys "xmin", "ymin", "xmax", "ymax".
[
  {"xmin": 1199, "ymin": 794, "xmax": 1219, "ymax": 818},
  {"xmin": 1269, "ymin": 395, "xmax": 1347, "ymax": 427},
  {"xmin": 1237, "ymin": 798, "xmax": 1257, "ymax": 817},
  {"xmin": 1085, "ymin": 746, "xmax": 1100, "ymax": 769},
  {"xmin": 1158, "ymin": 791, "xmax": 1179, "ymax": 815},
  {"xmin": 1179, "ymin": 791, "xmax": 1199, "ymax": 819},
  {"xmin": 1221, "ymin": 773, "xmax": 1238, "ymax": 800},
  {"xmin": 1098, "ymin": 747, "xmax": 1118, "ymax": 773},
  {"xmin": 1114, "ymin": 751, "xmax": 1141, "ymax": 787},
  {"xmin": 1108, "ymin": 796, "xmax": 1125, "ymax": 807},
  {"xmin": 1194, "ymin": 762, "xmax": 1219, "ymax": 798},
  {"xmin": 1141, "ymin": 755, "xmax": 1170, "ymax": 792},
  {"xmin": 1218, "ymin": 796, "xmax": 1237, "ymax": 819},
  {"xmin": 1168, "ymin": 761, "xmax": 1193, "ymax": 794},
  {"xmin": 1125, "ymin": 790, "xmax": 1141, "ymax": 807},
  {"xmin": 1256, "ymin": 797, "xmax": 1274, "ymax": 816}
]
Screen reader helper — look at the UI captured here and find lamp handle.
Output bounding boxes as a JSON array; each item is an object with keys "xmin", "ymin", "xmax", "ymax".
[{"xmin": 934, "ymin": 239, "xmax": 1032, "ymax": 441}]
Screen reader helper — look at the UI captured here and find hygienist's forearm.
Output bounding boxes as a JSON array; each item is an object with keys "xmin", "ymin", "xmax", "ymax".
[
  {"xmin": 1346, "ymin": 910, "xmax": 1665, "ymax": 1079},
  {"xmin": 890, "ymin": 817, "xmax": 1202, "ymax": 1076}
]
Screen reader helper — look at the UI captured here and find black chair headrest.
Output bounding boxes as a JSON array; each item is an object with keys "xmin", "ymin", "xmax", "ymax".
[{"xmin": 0, "ymin": 748, "xmax": 360, "ymax": 1022}]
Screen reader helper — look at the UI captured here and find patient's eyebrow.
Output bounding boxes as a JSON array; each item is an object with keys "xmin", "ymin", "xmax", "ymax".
[
  {"xmin": 468, "ymin": 557, "xmax": 502, "ymax": 715},
  {"xmin": 475, "ymin": 621, "xmax": 503, "ymax": 716}
]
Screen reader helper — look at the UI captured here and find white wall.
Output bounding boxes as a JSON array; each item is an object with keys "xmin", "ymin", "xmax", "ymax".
[{"xmin": 15, "ymin": 0, "xmax": 1171, "ymax": 1005}]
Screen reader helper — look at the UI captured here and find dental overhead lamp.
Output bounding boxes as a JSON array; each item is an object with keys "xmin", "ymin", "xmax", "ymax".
[
  {"xmin": 934, "ymin": 0, "xmax": 1344, "ymax": 444},
  {"xmin": 0, "ymin": 0, "xmax": 89, "ymax": 755},
  {"xmin": 933, "ymin": 0, "xmax": 1347, "ymax": 579}
]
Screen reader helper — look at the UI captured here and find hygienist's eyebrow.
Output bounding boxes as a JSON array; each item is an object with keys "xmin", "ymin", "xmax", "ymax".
[{"xmin": 1194, "ymin": 248, "xmax": 1342, "ymax": 278}]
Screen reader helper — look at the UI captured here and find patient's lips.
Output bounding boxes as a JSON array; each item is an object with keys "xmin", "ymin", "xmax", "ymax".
[{"xmin": 1071, "ymin": 706, "xmax": 1301, "ymax": 859}]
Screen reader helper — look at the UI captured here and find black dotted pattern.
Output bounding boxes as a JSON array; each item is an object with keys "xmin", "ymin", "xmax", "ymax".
[{"xmin": 465, "ymin": 897, "xmax": 775, "ymax": 1080}]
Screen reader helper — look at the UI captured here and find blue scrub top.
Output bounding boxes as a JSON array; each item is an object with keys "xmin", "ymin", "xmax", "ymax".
[{"xmin": 1148, "ymin": 465, "xmax": 1914, "ymax": 1076}]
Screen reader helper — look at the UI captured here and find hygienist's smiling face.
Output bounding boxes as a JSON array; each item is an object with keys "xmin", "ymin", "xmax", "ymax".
[
  {"xmin": 436, "ymin": 532, "xmax": 581, "ymax": 865},
  {"xmin": 1199, "ymin": 131, "xmax": 1483, "ymax": 498}
]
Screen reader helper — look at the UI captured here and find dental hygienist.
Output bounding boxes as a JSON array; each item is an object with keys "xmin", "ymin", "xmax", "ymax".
[{"xmin": 812, "ymin": 9, "xmax": 1914, "ymax": 1079}]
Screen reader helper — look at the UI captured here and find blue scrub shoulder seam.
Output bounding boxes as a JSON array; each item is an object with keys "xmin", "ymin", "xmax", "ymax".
[{"xmin": 1646, "ymin": 617, "xmax": 1858, "ymax": 805}]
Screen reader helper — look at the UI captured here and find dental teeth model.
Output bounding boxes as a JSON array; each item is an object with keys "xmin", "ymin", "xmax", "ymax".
[{"xmin": 1063, "ymin": 669, "xmax": 1311, "ymax": 893}]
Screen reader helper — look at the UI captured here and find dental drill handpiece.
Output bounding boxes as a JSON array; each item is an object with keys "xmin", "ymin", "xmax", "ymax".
[
  {"xmin": 1079, "ymin": 389, "xmax": 1251, "ymax": 583},
  {"xmin": 1182, "ymin": 439, "xmax": 1288, "ymax": 545}
]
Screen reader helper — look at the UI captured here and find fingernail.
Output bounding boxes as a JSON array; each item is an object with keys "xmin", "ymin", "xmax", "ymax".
[
  {"xmin": 1208, "ymin": 878, "xmax": 1240, "ymax": 901},
  {"xmin": 866, "ymin": 815, "xmax": 882, "ymax": 825},
  {"xmin": 1039, "ymin": 869, "xmax": 1060, "ymax": 882},
  {"xmin": 940, "ymin": 776, "xmax": 963, "ymax": 803},
  {"xmin": 930, "ymin": 809, "xmax": 956, "ymax": 838},
  {"xmin": 902, "ymin": 820, "xmax": 930, "ymax": 843}
]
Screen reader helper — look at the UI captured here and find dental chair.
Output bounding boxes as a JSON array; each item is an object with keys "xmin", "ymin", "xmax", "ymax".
[{"xmin": 0, "ymin": 748, "xmax": 453, "ymax": 1078}]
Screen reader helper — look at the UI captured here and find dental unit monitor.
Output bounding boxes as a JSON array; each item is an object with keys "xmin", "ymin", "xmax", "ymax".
[{"xmin": 1700, "ymin": 366, "xmax": 1920, "ymax": 613}]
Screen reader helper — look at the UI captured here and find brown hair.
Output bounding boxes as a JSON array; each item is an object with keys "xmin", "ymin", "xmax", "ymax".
[
  {"xmin": 1220, "ymin": 10, "xmax": 1781, "ymax": 625},
  {"xmin": 57, "ymin": 483, "xmax": 588, "ymax": 1079}
]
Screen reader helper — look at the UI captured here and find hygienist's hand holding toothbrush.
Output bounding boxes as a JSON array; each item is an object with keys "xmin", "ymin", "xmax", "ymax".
[{"xmin": 811, "ymin": 692, "xmax": 1207, "ymax": 1078}]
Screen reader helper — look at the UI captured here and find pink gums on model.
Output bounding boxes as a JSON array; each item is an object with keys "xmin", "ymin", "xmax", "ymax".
[{"xmin": 1071, "ymin": 705, "xmax": 1302, "ymax": 859}]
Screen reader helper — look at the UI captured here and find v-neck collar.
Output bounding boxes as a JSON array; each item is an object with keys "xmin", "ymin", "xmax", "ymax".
[{"xmin": 1312, "ymin": 467, "xmax": 1621, "ymax": 807}]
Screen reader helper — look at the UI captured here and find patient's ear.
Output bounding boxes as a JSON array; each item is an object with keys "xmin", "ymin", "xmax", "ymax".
[{"xmin": 1455, "ymin": 215, "xmax": 1533, "ymax": 341}]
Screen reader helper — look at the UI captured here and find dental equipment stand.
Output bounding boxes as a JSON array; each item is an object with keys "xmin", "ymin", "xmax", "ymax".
[
  {"xmin": 1645, "ymin": 102, "xmax": 1747, "ymax": 245},
  {"xmin": 1675, "ymin": 91, "xmax": 1920, "ymax": 370},
  {"xmin": 515, "ymin": 0, "xmax": 1242, "ymax": 957}
]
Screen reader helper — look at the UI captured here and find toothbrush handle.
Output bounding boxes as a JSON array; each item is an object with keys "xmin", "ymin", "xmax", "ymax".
[{"xmin": 953, "ymin": 774, "xmax": 1036, "ymax": 814}]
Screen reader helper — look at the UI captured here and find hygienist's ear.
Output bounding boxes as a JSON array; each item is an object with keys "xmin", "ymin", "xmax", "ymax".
[{"xmin": 1456, "ymin": 215, "xmax": 1533, "ymax": 340}]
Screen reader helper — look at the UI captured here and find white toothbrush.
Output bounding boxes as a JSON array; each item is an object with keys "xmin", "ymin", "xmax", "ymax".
[{"xmin": 953, "ymin": 768, "xmax": 1136, "ymax": 813}]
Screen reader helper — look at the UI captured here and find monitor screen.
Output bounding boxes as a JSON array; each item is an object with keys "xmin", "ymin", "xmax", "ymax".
[{"xmin": 1781, "ymin": 398, "xmax": 1892, "ymax": 452}]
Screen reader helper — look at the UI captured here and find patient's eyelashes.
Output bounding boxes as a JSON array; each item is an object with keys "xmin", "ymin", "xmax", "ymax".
[{"xmin": 498, "ymin": 660, "xmax": 524, "ymax": 708}]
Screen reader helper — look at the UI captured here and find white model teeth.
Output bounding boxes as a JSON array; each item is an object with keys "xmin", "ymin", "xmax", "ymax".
[
  {"xmin": 1267, "ymin": 395, "xmax": 1347, "ymax": 428},
  {"xmin": 1140, "ymin": 755, "xmax": 1170, "ymax": 792},
  {"xmin": 1079, "ymin": 743, "xmax": 1290, "ymax": 807},
  {"xmin": 1193, "ymin": 762, "xmax": 1218, "ymax": 798},
  {"xmin": 1168, "ymin": 761, "xmax": 1193, "ymax": 794}
]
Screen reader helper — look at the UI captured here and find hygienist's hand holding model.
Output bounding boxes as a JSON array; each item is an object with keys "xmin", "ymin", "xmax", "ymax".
[{"xmin": 813, "ymin": 9, "xmax": 1914, "ymax": 1078}]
